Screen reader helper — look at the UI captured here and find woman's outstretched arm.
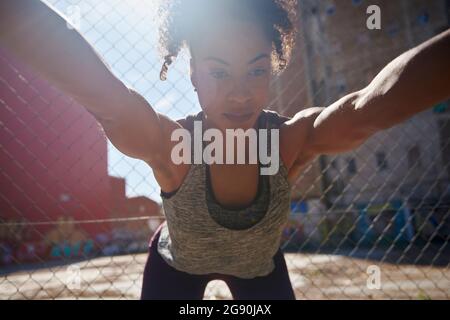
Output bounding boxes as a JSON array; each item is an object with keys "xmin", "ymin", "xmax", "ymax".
[
  {"xmin": 285, "ymin": 28, "xmax": 450, "ymax": 161},
  {"xmin": 0, "ymin": 0, "xmax": 178, "ymax": 169}
]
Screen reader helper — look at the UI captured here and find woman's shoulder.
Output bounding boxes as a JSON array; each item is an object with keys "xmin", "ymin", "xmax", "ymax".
[
  {"xmin": 175, "ymin": 110, "xmax": 203, "ymax": 131},
  {"xmin": 262, "ymin": 109, "xmax": 292, "ymax": 128}
]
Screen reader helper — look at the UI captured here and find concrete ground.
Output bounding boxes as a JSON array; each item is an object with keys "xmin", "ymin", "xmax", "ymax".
[{"xmin": 1, "ymin": 251, "xmax": 449, "ymax": 300}]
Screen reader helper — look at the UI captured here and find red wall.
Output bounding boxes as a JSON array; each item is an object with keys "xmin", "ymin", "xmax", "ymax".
[{"xmin": 0, "ymin": 46, "xmax": 112, "ymax": 242}]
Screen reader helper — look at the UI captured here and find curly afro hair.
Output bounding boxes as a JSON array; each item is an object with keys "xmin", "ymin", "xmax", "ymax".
[{"xmin": 157, "ymin": 0, "xmax": 298, "ymax": 81}]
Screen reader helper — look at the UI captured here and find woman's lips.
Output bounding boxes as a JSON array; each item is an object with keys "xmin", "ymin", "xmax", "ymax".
[{"xmin": 222, "ymin": 112, "xmax": 254, "ymax": 123}]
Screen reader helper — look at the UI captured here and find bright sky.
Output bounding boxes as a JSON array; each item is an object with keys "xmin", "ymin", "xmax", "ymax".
[{"xmin": 45, "ymin": 0, "xmax": 202, "ymax": 203}]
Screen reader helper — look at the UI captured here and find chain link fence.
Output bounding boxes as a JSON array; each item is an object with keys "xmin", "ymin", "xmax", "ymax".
[{"xmin": 0, "ymin": 0, "xmax": 449, "ymax": 299}]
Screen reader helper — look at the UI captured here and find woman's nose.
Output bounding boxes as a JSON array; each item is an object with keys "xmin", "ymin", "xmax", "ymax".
[{"xmin": 228, "ymin": 80, "xmax": 252, "ymax": 104}]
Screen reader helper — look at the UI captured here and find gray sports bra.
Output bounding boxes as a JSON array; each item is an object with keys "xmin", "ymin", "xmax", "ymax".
[{"xmin": 157, "ymin": 110, "xmax": 292, "ymax": 279}]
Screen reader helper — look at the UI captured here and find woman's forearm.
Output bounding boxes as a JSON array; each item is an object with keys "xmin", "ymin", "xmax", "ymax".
[
  {"xmin": 0, "ymin": 0, "xmax": 130, "ymax": 120},
  {"xmin": 355, "ymin": 28, "xmax": 450, "ymax": 131}
]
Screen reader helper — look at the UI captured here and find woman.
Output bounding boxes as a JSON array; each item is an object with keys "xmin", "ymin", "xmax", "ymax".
[{"xmin": 0, "ymin": 0, "xmax": 449, "ymax": 300}]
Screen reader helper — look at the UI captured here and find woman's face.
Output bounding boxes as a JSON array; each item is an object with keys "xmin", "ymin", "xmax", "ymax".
[{"xmin": 190, "ymin": 19, "xmax": 273, "ymax": 131}]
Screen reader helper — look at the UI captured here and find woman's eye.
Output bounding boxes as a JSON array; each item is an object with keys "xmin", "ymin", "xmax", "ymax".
[
  {"xmin": 249, "ymin": 69, "xmax": 267, "ymax": 77},
  {"xmin": 210, "ymin": 71, "xmax": 229, "ymax": 79}
]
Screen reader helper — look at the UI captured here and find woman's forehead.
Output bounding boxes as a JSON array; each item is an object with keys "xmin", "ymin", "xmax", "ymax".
[{"xmin": 191, "ymin": 20, "xmax": 272, "ymax": 64}]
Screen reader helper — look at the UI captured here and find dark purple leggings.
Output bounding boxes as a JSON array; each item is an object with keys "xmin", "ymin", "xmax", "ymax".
[{"xmin": 140, "ymin": 224, "xmax": 296, "ymax": 300}]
